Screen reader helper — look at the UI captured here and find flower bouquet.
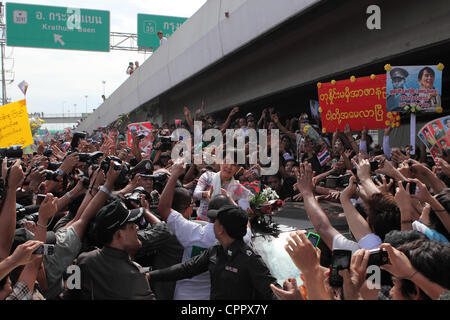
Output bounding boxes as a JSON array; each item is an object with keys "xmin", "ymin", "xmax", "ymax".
[{"xmin": 249, "ymin": 187, "xmax": 284, "ymax": 232}]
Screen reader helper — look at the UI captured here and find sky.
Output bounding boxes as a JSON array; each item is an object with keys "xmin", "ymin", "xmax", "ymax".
[{"xmin": 2, "ymin": 0, "xmax": 207, "ymax": 130}]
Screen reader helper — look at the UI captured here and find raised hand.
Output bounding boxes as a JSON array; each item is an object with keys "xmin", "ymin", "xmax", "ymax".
[
  {"xmin": 270, "ymin": 278, "xmax": 304, "ymax": 300},
  {"xmin": 379, "ymin": 243, "xmax": 416, "ymax": 279},
  {"xmin": 341, "ymin": 176, "xmax": 357, "ymax": 200},
  {"xmin": 339, "ymin": 249, "xmax": 370, "ymax": 300},
  {"xmin": 351, "ymin": 158, "xmax": 371, "ymax": 181},
  {"xmin": 7, "ymin": 160, "xmax": 24, "ymax": 190},
  {"xmin": 294, "ymin": 162, "xmax": 314, "ymax": 197},
  {"xmin": 170, "ymin": 159, "xmax": 186, "ymax": 178},
  {"xmin": 8, "ymin": 240, "xmax": 44, "ymax": 267},
  {"xmin": 105, "ymin": 160, "xmax": 122, "ymax": 186},
  {"xmin": 436, "ymin": 158, "xmax": 450, "ymax": 177},
  {"xmin": 284, "ymin": 230, "xmax": 321, "ymax": 275},
  {"xmin": 38, "ymin": 193, "xmax": 58, "ymax": 222},
  {"xmin": 409, "ymin": 178, "xmax": 433, "ymax": 203},
  {"xmin": 230, "ymin": 106, "xmax": 239, "ymax": 116},
  {"xmin": 344, "ymin": 124, "xmax": 352, "ymax": 137},
  {"xmin": 183, "ymin": 106, "xmax": 191, "ymax": 117},
  {"xmin": 271, "ymin": 113, "xmax": 279, "ymax": 123},
  {"xmin": 375, "ymin": 174, "xmax": 394, "ymax": 193},
  {"xmin": 60, "ymin": 152, "xmax": 80, "ymax": 174}
]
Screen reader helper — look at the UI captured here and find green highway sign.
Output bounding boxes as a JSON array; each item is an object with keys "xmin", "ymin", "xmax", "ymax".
[
  {"xmin": 137, "ymin": 14, "xmax": 187, "ymax": 50},
  {"xmin": 6, "ymin": 2, "xmax": 110, "ymax": 52}
]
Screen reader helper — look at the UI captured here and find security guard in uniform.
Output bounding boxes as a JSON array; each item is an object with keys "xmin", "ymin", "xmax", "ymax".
[{"xmin": 149, "ymin": 205, "xmax": 280, "ymax": 300}]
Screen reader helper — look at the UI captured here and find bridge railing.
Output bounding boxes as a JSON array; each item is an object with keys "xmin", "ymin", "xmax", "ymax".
[{"xmin": 28, "ymin": 113, "xmax": 92, "ymax": 118}]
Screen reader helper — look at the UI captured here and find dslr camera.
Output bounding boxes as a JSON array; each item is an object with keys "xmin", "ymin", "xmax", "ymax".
[
  {"xmin": 124, "ymin": 187, "xmax": 150, "ymax": 208},
  {"xmin": 100, "ymin": 156, "xmax": 130, "ymax": 189},
  {"xmin": 78, "ymin": 151, "xmax": 104, "ymax": 164},
  {"xmin": 44, "ymin": 170, "xmax": 60, "ymax": 181},
  {"xmin": 157, "ymin": 136, "xmax": 173, "ymax": 152},
  {"xmin": 47, "ymin": 161, "xmax": 62, "ymax": 171}
]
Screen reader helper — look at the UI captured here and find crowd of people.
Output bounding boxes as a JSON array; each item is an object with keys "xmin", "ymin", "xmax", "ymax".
[{"xmin": 0, "ymin": 103, "xmax": 449, "ymax": 300}]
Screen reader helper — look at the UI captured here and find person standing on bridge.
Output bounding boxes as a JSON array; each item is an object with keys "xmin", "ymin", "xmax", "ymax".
[
  {"xmin": 126, "ymin": 62, "xmax": 134, "ymax": 75},
  {"xmin": 158, "ymin": 31, "xmax": 168, "ymax": 47}
]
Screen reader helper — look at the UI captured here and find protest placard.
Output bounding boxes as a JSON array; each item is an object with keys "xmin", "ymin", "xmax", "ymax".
[
  {"xmin": 386, "ymin": 64, "xmax": 443, "ymax": 113},
  {"xmin": 0, "ymin": 99, "xmax": 33, "ymax": 148},
  {"xmin": 317, "ymin": 75, "xmax": 399, "ymax": 132},
  {"xmin": 418, "ymin": 116, "xmax": 450, "ymax": 160},
  {"xmin": 127, "ymin": 122, "xmax": 153, "ymax": 156}
]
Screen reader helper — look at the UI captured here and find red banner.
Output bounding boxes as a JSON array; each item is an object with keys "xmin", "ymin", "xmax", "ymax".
[{"xmin": 317, "ymin": 74, "xmax": 399, "ymax": 132}]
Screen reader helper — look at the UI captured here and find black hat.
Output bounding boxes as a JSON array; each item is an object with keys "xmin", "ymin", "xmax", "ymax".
[
  {"xmin": 131, "ymin": 159, "xmax": 154, "ymax": 175},
  {"xmin": 95, "ymin": 200, "xmax": 144, "ymax": 234},
  {"xmin": 207, "ymin": 205, "xmax": 248, "ymax": 239},
  {"xmin": 390, "ymin": 68, "xmax": 409, "ymax": 80}
]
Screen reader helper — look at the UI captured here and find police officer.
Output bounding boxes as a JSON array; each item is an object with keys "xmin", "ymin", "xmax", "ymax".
[
  {"xmin": 387, "ymin": 67, "xmax": 409, "ymax": 112},
  {"xmin": 149, "ymin": 205, "xmax": 280, "ymax": 300}
]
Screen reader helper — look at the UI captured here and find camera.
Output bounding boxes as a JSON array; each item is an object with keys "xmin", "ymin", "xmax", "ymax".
[
  {"xmin": 100, "ymin": 156, "xmax": 130, "ymax": 189},
  {"xmin": 367, "ymin": 248, "xmax": 389, "ymax": 266},
  {"xmin": 78, "ymin": 151, "xmax": 104, "ymax": 164},
  {"xmin": 329, "ymin": 249, "xmax": 352, "ymax": 287},
  {"xmin": 0, "ymin": 145, "xmax": 23, "ymax": 158},
  {"xmin": 43, "ymin": 148, "xmax": 53, "ymax": 157},
  {"xmin": 402, "ymin": 180, "xmax": 417, "ymax": 194},
  {"xmin": 70, "ymin": 131, "xmax": 87, "ymax": 150},
  {"xmin": 372, "ymin": 174, "xmax": 392, "ymax": 185},
  {"xmin": 43, "ymin": 170, "xmax": 60, "ymax": 181},
  {"xmin": 47, "ymin": 162, "xmax": 62, "ymax": 171},
  {"xmin": 324, "ymin": 174, "xmax": 352, "ymax": 188},
  {"xmin": 124, "ymin": 187, "xmax": 150, "ymax": 208},
  {"xmin": 142, "ymin": 172, "xmax": 167, "ymax": 182},
  {"xmin": 33, "ymin": 244, "xmax": 55, "ymax": 255},
  {"xmin": 100, "ymin": 156, "xmax": 123, "ymax": 172},
  {"xmin": 324, "ymin": 176, "xmax": 340, "ymax": 188},
  {"xmin": 36, "ymin": 194, "xmax": 46, "ymax": 205},
  {"xmin": 157, "ymin": 135, "xmax": 173, "ymax": 152},
  {"xmin": 370, "ymin": 160, "xmax": 379, "ymax": 172},
  {"xmin": 16, "ymin": 204, "xmax": 40, "ymax": 221}
]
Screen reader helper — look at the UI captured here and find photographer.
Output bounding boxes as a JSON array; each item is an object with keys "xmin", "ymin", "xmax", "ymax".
[{"xmin": 0, "ymin": 159, "xmax": 25, "ymax": 260}]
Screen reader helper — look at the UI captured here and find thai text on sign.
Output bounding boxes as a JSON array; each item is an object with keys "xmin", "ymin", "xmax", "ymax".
[{"xmin": 0, "ymin": 100, "xmax": 33, "ymax": 148}]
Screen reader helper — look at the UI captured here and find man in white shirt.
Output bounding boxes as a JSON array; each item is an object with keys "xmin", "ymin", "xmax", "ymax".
[
  {"xmin": 157, "ymin": 162, "xmax": 251, "ymax": 300},
  {"xmin": 157, "ymin": 31, "xmax": 168, "ymax": 47}
]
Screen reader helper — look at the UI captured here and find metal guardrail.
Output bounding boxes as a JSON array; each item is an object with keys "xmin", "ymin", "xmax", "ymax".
[{"xmin": 28, "ymin": 113, "xmax": 91, "ymax": 118}]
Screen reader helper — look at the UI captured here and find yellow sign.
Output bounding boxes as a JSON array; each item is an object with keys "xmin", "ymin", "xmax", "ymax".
[{"xmin": 0, "ymin": 99, "xmax": 33, "ymax": 148}]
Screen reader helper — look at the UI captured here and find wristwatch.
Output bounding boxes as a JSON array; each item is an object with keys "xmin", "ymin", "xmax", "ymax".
[{"xmin": 99, "ymin": 185, "xmax": 112, "ymax": 197}]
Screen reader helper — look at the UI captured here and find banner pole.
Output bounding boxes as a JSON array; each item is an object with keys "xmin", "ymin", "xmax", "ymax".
[{"xmin": 410, "ymin": 113, "xmax": 416, "ymax": 155}]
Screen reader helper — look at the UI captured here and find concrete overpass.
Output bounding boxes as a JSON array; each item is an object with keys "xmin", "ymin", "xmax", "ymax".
[
  {"xmin": 29, "ymin": 113, "xmax": 92, "ymax": 124},
  {"xmin": 77, "ymin": 0, "xmax": 450, "ymax": 147}
]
